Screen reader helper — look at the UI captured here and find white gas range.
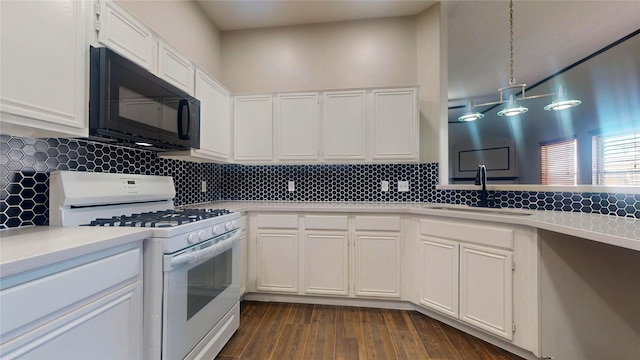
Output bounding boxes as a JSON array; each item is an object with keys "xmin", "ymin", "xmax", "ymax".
[{"xmin": 50, "ymin": 170, "xmax": 241, "ymax": 360}]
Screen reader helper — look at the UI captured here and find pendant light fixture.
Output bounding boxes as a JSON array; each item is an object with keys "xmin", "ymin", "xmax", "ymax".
[
  {"xmin": 458, "ymin": 100, "xmax": 484, "ymax": 122},
  {"xmin": 457, "ymin": 0, "xmax": 582, "ymax": 122}
]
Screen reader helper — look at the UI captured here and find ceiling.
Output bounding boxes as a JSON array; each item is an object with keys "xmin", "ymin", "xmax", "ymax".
[
  {"xmin": 197, "ymin": 0, "xmax": 640, "ymax": 106},
  {"xmin": 197, "ymin": 0, "xmax": 437, "ymax": 31}
]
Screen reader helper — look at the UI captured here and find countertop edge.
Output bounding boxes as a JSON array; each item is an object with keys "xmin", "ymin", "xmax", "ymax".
[
  {"xmin": 0, "ymin": 227, "xmax": 153, "ymax": 278},
  {"xmin": 201, "ymin": 201, "xmax": 640, "ymax": 252}
]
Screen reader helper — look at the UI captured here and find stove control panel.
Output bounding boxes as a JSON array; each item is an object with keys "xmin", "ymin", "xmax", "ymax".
[{"xmin": 121, "ymin": 178, "xmax": 143, "ymax": 192}]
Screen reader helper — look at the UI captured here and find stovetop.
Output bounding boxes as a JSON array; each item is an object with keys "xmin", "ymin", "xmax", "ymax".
[{"xmin": 83, "ymin": 209, "xmax": 232, "ymax": 228}]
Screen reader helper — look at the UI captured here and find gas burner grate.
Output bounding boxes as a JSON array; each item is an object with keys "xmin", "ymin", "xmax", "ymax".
[{"xmin": 83, "ymin": 209, "xmax": 231, "ymax": 228}]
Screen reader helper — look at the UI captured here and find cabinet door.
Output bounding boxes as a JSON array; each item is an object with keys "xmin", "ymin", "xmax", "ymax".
[
  {"xmin": 234, "ymin": 95, "xmax": 273, "ymax": 162},
  {"xmin": 354, "ymin": 232, "xmax": 401, "ymax": 298},
  {"xmin": 322, "ymin": 91, "xmax": 366, "ymax": 161},
  {"xmin": 0, "ymin": 0, "xmax": 88, "ymax": 137},
  {"xmin": 194, "ymin": 69, "xmax": 231, "ymax": 161},
  {"xmin": 276, "ymin": 93, "xmax": 319, "ymax": 162},
  {"xmin": 1, "ymin": 284, "xmax": 141, "ymax": 360},
  {"xmin": 158, "ymin": 42, "xmax": 194, "ymax": 95},
  {"xmin": 304, "ymin": 231, "xmax": 349, "ymax": 296},
  {"xmin": 0, "ymin": 245, "xmax": 142, "ymax": 359},
  {"xmin": 371, "ymin": 89, "xmax": 418, "ymax": 161},
  {"xmin": 419, "ymin": 236, "xmax": 459, "ymax": 318},
  {"xmin": 96, "ymin": 0, "xmax": 155, "ymax": 71},
  {"xmin": 460, "ymin": 243, "xmax": 513, "ymax": 340},
  {"xmin": 256, "ymin": 231, "xmax": 298, "ymax": 293}
]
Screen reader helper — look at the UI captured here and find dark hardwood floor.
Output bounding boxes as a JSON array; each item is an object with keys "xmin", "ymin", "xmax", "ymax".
[{"xmin": 216, "ymin": 301, "xmax": 525, "ymax": 360}]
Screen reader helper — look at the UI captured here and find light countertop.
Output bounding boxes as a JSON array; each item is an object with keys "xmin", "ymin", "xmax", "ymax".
[
  {"xmin": 0, "ymin": 226, "xmax": 152, "ymax": 277},
  {"xmin": 2, "ymin": 202, "xmax": 638, "ymax": 279},
  {"xmin": 184, "ymin": 201, "xmax": 640, "ymax": 252}
]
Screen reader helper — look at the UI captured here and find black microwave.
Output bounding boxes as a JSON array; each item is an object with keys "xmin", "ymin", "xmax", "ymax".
[{"xmin": 89, "ymin": 47, "xmax": 200, "ymax": 151}]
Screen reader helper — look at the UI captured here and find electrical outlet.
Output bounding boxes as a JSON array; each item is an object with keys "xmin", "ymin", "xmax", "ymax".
[
  {"xmin": 288, "ymin": 180, "xmax": 295, "ymax": 192},
  {"xmin": 398, "ymin": 180, "xmax": 409, "ymax": 192},
  {"xmin": 381, "ymin": 181, "xmax": 389, "ymax": 192},
  {"xmin": 201, "ymin": 180, "xmax": 207, "ymax": 193}
]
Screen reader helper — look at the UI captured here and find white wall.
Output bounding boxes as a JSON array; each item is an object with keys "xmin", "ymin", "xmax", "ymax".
[
  {"xmin": 220, "ymin": 16, "xmax": 418, "ymax": 93},
  {"xmin": 417, "ymin": 3, "xmax": 447, "ymax": 164},
  {"xmin": 118, "ymin": 0, "xmax": 223, "ymax": 79},
  {"xmin": 540, "ymin": 230, "xmax": 640, "ymax": 359}
]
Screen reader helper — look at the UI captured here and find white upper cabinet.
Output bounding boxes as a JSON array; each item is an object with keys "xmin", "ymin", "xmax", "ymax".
[
  {"xmin": 157, "ymin": 42, "xmax": 194, "ymax": 95},
  {"xmin": 95, "ymin": 1, "xmax": 194, "ymax": 94},
  {"xmin": 0, "ymin": 0, "xmax": 89, "ymax": 138},
  {"xmin": 162, "ymin": 69, "xmax": 232, "ymax": 162},
  {"xmin": 233, "ymin": 95, "xmax": 273, "ymax": 162},
  {"xmin": 371, "ymin": 88, "xmax": 418, "ymax": 161},
  {"xmin": 94, "ymin": 0, "xmax": 156, "ymax": 71},
  {"xmin": 322, "ymin": 91, "xmax": 367, "ymax": 161},
  {"xmin": 276, "ymin": 87, "xmax": 419, "ymax": 164},
  {"xmin": 275, "ymin": 93, "xmax": 320, "ymax": 162},
  {"xmin": 195, "ymin": 70, "xmax": 232, "ymax": 161}
]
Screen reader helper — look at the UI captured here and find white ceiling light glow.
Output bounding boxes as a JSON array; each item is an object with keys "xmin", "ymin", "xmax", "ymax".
[{"xmin": 457, "ymin": 0, "xmax": 582, "ymax": 122}]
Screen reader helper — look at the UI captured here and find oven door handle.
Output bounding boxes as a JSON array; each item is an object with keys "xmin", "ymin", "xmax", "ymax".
[{"xmin": 168, "ymin": 231, "xmax": 241, "ymax": 270}]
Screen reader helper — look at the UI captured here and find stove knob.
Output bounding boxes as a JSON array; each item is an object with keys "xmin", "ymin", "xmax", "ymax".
[
  {"xmin": 212, "ymin": 225, "xmax": 223, "ymax": 236},
  {"xmin": 198, "ymin": 230, "xmax": 207, "ymax": 241},
  {"xmin": 225, "ymin": 221, "xmax": 234, "ymax": 231},
  {"xmin": 187, "ymin": 233, "xmax": 199, "ymax": 244}
]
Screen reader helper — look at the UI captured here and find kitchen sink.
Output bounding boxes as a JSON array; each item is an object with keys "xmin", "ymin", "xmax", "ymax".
[{"xmin": 421, "ymin": 205, "xmax": 533, "ymax": 216}]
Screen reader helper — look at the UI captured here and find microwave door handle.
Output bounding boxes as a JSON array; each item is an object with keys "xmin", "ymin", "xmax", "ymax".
[{"xmin": 177, "ymin": 99, "xmax": 191, "ymax": 140}]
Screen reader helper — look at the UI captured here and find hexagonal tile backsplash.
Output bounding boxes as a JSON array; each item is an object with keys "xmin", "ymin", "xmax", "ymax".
[{"xmin": 1, "ymin": 135, "xmax": 638, "ymax": 229}]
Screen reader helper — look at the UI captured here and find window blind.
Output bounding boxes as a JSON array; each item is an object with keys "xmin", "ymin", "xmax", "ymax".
[
  {"xmin": 540, "ymin": 138, "xmax": 577, "ymax": 185},
  {"xmin": 592, "ymin": 131, "xmax": 640, "ymax": 185}
]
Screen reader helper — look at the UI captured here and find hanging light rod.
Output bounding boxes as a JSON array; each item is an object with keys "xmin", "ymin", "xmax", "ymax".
[{"xmin": 457, "ymin": 0, "xmax": 582, "ymax": 122}]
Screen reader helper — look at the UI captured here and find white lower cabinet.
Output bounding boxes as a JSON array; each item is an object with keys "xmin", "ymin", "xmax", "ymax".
[
  {"xmin": 354, "ymin": 232, "xmax": 401, "ymax": 298},
  {"xmin": 418, "ymin": 217, "xmax": 514, "ymax": 341},
  {"xmin": 303, "ymin": 215, "xmax": 349, "ymax": 296},
  {"xmin": 0, "ymin": 243, "xmax": 143, "ymax": 360},
  {"xmin": 247, "ymin": 211, "xmax": 538, "ymax": 357},
  {"xmin": 304, "ymin": 231, "xmax": 349, "ymax": 296},
  {"xmin": 459, "ymin": 243, "xmax": 513, "ymax": 340},
  {"xmin": 353, "ymin": 216, "xmax": 402, "ymax": 298},
  {"xmin": 254, "ymin": 214, "xmax": 299, "ymax": 293},
  {"xmin": 250, "ymin": 213, "xmax": 402, "ymax": 299},
  {"xmin": 419, "ymin": 236, "xmax": 459, "ymax": 317},
  {"xmin": 256, "ymin": 231, "xmax": 299, "ymax": 293}
]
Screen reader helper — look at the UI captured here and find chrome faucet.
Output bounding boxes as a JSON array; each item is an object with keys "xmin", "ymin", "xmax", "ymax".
[{"xmin": 474, "ymin": 164, "xmax": 494, "ymax": 207}]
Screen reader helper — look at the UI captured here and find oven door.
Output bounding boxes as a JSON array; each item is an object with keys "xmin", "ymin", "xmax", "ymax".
[{"xmin": 162, "ymin": 229, "xmax": 240, "ymax": 360}]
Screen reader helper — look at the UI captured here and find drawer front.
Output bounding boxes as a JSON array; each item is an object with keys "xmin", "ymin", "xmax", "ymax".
[
  {"xmin": 0, "ymin": 247, "xmax": 140, "ymax": 335},
  {"xmin": 304, "ymin": 215, "xmax": 348, "ymax": 230},
  {"xmin": 354, "ymin": 216, "xmax": 401, "ymax": 232},
  {"xmin": 257, "ymin": 214, "xmax": 298, "ymax": 229},
  {"xmin": 420, "ymin": 218, "xmax": 513, "ymax": 249}
]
